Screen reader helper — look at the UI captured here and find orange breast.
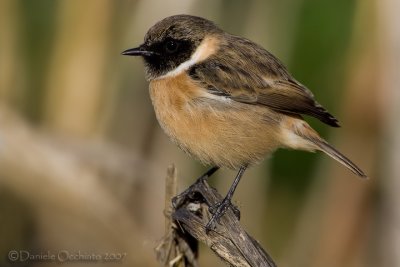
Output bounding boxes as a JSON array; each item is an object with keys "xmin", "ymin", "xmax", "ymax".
[{"xmin": 149, "ymin": 73, "xmax": 283, "ymax": 169}]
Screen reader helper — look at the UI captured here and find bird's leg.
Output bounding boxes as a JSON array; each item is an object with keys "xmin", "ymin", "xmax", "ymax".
[
  {"xmin": 172, "ymin": 166, "xmax": 220, "ymax": 208},
  {"xmin": 196, "ymin": 166, "xmax": 220, "ymax": 183},
  {"xmin": 206, "ymin": 166, "xmax": 247, "ymax": 232}
]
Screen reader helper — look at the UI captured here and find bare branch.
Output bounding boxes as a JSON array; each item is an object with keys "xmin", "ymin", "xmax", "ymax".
[{"xmin": 157, "ymin": 166, "xmax": 276, "ymax": 267}]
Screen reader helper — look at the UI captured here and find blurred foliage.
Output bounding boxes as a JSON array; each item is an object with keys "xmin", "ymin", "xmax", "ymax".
[
  {"xmin": 17, "ymin": 0, "xmax": 58, "ymax": 121},
  {"xmin": 272, "ymin": 0, "xmax": 356, "ymax": 192}
]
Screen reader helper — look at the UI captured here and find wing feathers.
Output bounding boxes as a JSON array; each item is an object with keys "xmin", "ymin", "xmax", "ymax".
[
  {"xmin": 257, "ymin": 80, "xmax": 340, "ymax": 127},
  {"xmin": 188, "ymin": 34, "xmax": 340, "ymax": 127}
]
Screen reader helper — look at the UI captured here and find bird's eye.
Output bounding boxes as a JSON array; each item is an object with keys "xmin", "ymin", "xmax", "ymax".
[{"xmin": 165, "ymin": 40, "xmax": 179, "ymax": 53}]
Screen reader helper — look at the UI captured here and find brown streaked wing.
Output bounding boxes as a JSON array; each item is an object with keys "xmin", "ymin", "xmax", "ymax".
[
  {"xmin": 256, "ymin": 79, "xmax": 340, "ymax": 127},
  {"xmin": 188, "ymin": 35, "xmax": 340, "ymax": 127}
]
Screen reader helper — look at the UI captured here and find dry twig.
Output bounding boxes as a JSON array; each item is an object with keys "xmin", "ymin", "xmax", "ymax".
[{"xmin": 156, "ymin": 166, "xmax": 276, "ymax": 267}]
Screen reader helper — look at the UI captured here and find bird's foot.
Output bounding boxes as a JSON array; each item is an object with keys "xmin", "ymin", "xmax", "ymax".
[
  {"xmin": 205, "ymin": 197, "xmax": 240, "ymax": 232},
  {"xmin": 172, "ymin": 167, "xmax": 219, "ymax": 209},
  {"xmin": 172, "ymin": 174, "xmax": 207, "ymax": 209}
]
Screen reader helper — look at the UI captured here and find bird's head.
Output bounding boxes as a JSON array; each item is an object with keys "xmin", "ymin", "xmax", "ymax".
[{"xmin": 122, "ymin": 15, "xmax": 222, "ymax": 80}]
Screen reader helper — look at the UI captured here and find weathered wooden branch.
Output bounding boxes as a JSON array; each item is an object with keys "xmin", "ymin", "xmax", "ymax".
[{"xmin": 156, "ymin": 165, "xmax": 276, "ymax": 267}]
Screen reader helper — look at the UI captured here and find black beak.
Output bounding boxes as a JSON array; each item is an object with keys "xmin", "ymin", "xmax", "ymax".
[{"xmin": 121, "ymin": 45, "xmax": 156, "ymax": 57}]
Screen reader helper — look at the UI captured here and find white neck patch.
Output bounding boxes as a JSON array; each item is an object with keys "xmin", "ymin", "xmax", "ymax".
[{"xmin": 155, "ymin": 36, "xmax": 218, "ymax": 80}]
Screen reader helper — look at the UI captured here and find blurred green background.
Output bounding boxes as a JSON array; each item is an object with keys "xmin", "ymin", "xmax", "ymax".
[{"xmin": 0, "ymin": 0, "xmax": 398, "ymax": 266}]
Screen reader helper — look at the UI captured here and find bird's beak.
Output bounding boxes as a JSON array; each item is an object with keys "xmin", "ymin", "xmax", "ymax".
[{"xmin": 121, "ymin": 45, "xmax": 156, "ymax": 57}]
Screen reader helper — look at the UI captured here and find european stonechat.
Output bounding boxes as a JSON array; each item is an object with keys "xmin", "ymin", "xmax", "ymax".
[{"xmin": 122, "ymin": 15, "xmax": 366, "ymax": 230}]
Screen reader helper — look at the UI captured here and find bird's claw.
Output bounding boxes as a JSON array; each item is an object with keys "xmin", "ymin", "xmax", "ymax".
[{"xmin": 205, "ymin": 198, "xmax": 240, "ymax": 232}]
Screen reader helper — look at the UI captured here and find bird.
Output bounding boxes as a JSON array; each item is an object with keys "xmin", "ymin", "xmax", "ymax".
[{"xmin": 122, "ymin": 14, "xmax": 366, "ymax": 230}]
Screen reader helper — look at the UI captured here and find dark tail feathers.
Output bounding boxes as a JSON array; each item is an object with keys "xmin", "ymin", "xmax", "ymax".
[{"xmin": 317, "ymin": 140, "xmax": 367, "ymax": 178}]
